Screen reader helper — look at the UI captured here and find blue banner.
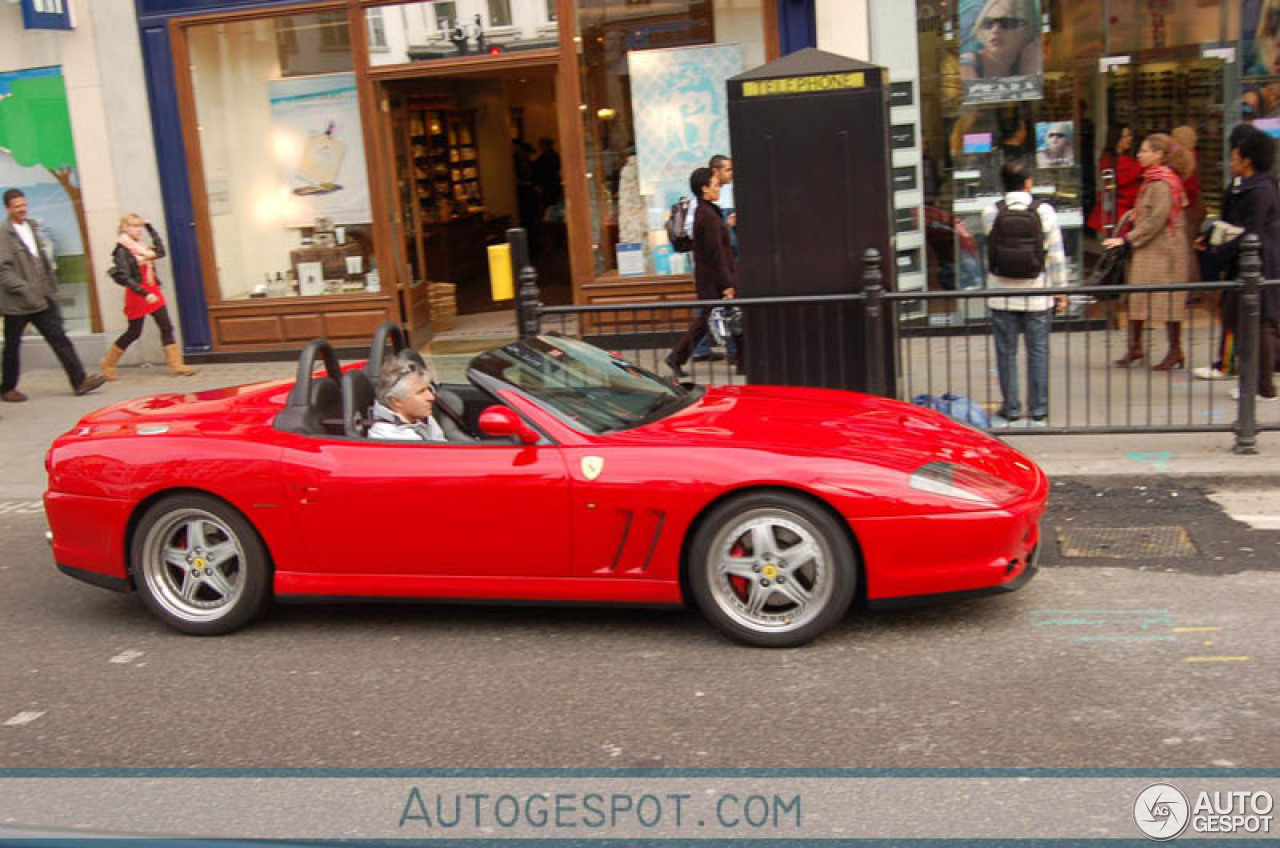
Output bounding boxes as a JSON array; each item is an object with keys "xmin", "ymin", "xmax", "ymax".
[{"xmin": 21, "ymin": 0, "xmax": 74, "ymax": 31}]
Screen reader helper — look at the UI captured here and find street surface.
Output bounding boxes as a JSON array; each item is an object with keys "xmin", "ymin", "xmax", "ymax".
[{"xmin": 1, "ymin": 476, "xmax": 1277, "ymax": 768}]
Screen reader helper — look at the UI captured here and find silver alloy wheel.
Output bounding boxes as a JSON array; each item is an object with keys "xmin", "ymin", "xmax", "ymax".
[
  {"xmin": 705, "ymin": 507, "xmax": 834, "ymax": 636},
  {"xmin": 139, "ymin": 508, "xmax": 246, "ymax": 625}
]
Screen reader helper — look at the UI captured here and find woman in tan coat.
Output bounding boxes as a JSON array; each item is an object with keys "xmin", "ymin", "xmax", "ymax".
[{"xmin": 1104, "ymin": 133, "xmax": 1194, "ymax": 370}]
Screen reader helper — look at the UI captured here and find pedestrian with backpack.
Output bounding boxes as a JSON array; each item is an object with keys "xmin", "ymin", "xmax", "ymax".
[{"xmin": 982, "ymin": 157, "xmax": 1068, "ymax": 427}]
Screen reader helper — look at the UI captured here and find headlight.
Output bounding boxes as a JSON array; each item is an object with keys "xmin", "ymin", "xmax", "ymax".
[{"xmin": 908, "ymin": 461, "xmax": 1024, "ymax": 506}]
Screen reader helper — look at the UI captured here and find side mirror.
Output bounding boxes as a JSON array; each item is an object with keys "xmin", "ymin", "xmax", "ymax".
[{"xmin": 477, "ymin": 405, "xmax": 539, "ymax": 445}]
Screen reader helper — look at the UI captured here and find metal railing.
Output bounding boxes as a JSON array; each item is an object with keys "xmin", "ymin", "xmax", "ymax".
[{"xmin": 510, "ymin": 230, "xmax": 1278, "ymax": 453}]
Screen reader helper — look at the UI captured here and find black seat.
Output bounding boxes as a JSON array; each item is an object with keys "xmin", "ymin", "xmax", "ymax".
[
  {"xmin": 276, "ymin": 339, "xmax": 345, "ymax": 436},
  {"xmin": 434, "ymin": 388, "xmax": 475, "ymax": 442},
  {"xmin": 342, "ymin": 369, "xmax": 376, "ymax": 437}
]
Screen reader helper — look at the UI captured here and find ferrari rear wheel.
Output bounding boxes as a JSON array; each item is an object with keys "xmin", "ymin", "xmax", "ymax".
[
  {"xmin": 689, "ymin": 492, "xmax": 856, "ymax": 648},
  {"xmin": 131, "ymin": 494, "xmax": 270, "ymax": 635}
]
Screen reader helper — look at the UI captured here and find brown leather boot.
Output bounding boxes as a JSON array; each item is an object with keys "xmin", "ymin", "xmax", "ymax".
[
  {"xmin": 164, "ymin": 344, "xmax": 197, "ymax": 377},
  {"xmin": 1152, "ymin": 322, "xmax": 1185, "ymax": 371},
  {"xmin": 1114, "ymin": 319, "xmax": 1145, "ymax": 367},
  {"xmin": 100, "ymin": 345, "xmax": 125, "ymax": 381}
]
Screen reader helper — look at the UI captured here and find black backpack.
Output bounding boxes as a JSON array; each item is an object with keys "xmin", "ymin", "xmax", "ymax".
[
  {"xmin": 666, "ymin": 198, "xmax": 694, "ymax": 253},
  {"xmin": 987, "ymin": 199, "xmax": 1045, "ymax": 279}
]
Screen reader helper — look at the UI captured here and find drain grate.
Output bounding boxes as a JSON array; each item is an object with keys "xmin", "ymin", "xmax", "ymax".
[{"xmin": 1056, "ymin": 526, "xmax": 1199, "ymax": 559}]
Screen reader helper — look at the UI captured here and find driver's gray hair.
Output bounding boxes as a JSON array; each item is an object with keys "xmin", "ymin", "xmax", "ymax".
[{"xmin": 376, "ymin": 353, "xmax": 427, "ymax": 407}]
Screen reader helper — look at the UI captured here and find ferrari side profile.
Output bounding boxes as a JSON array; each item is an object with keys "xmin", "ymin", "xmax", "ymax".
[{"xmin": 45, "ymin": 325, "xmax": 1047, "ymax": 647}]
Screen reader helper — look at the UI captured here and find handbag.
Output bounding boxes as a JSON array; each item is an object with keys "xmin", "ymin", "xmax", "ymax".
[
  {"xmin": 1085, "ymin": 243, "xmax": 1127, "ymax": 300},
  {"xmin": 1085, "ymin": 210, "xmax": 1133, "ymax": 300}
]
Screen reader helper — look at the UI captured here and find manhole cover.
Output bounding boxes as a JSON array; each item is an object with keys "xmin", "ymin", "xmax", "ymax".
[{"xmin": 1057, "ymin": 526, "xmax": 1198, "ymax": 559}]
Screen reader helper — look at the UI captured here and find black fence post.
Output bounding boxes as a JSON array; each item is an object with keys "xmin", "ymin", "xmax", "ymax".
[
  {"xmin": 507, "ymin": 227, "xmax": 541, "ymax": 339},
  {"xmin": 1234, "ymin": 233, "xmax": 1262, "ymax": 455},
  {"xmin": 862, "ymin": 247, "xmax": 887, "ymax": 397}
]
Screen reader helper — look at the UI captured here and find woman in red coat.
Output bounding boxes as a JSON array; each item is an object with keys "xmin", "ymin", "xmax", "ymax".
[
  {"xmin": 1087, "ymin": 124, "xmax": 1141, "ymax": 236},
  {"xmin": 100, "ymin": 214, "xmax": 195, "ymax": 379}
]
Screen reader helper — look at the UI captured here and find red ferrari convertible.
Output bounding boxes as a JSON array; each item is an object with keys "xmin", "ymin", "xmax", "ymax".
[{"xmin": 45, "ymin": 326, "xmax": 1047, "ymax": 647}]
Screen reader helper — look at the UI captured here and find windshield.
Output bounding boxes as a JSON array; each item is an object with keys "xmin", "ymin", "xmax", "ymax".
[{"xmin": 470, "ymin": 336, "xmax": 696, "ymax": 433}]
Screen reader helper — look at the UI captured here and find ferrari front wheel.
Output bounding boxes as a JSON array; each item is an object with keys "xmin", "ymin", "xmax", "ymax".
[
  {"xmin": 689, "ymin": 492, "xmax": 856, "ymax": 648},
  {"xmin": 131, "ymin": 494, "xmax": 270, "ymax": 635}
]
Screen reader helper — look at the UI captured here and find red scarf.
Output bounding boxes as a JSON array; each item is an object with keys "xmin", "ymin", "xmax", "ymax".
[{"xmin": 1140, "ymin": 164, "xmax": 1187, "ymax": 231}]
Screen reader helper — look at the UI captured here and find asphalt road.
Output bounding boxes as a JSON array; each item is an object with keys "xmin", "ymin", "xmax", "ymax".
[{"xmin": 1, "ymin": 478, "xmax": 1277, "ymax": 769}]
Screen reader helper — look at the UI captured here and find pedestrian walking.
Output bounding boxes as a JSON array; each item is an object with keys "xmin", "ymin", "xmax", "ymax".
[
  {"xmin": 691, "ymin": 153, "xmax": 738, "ymax": 363},
  {"xmin": 982, "ymin": 157, "xmax": 1068, "ymax": 427},
  {"xmin": 666, "ymin": 167, "xmax": 736, "ymax": 378},
  {"xmin": 1192, "ymin": 123, "xmax": 1257, "ymax": 382},
  {"xmin": 1105, "ymin": 133, "xmax": 1194, "ymax": 371},
  {"xmin": 101, "ymin": 214, "xmax": 195, "ymax": 380},
  {"xmin": 1218, "ymin": 125, "xmax": 1280, "ymax": 401},
  {"xmin": 0, "ymin": 188, "xmax": 105, "ymax": 401}
]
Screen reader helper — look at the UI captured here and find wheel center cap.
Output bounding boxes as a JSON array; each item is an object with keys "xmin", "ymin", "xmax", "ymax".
[
  {"xmin": 761, "ymin": 564, "xmax": 779, "ymax": 580},
  {"xmin": 193, "ymin": 557, "xmax": 207, "ymax": 571}
]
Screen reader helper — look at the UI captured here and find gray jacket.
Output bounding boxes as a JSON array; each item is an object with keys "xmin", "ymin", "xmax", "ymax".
[{"xmin": 0, "ymin": 219, "xmax": 57, "ymax": 316}]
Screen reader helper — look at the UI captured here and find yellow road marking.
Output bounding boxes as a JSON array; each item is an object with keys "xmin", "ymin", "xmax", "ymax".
[
  {"xmin": 1171, "ymin": 627, "xmax": 1221, "ymax": 632},
  {"xmin": 1184, "ymin": 656, "xmax": 1249, "ymax": 662}
]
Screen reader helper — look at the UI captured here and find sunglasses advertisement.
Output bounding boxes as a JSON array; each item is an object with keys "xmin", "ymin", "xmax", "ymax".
[
  {"xmin": 959, "ymin": 0, "xmax": 1044, "ymax": 105},
  {"xmin": 1035, "ymin": 120, "xmax": 1075, "ymax": 167}
]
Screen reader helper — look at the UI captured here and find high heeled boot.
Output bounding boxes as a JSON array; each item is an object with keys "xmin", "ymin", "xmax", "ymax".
[
  {"xmin": 164, "ymin": 344, "xmax": 197, "ymax": 377},
  {"xmin": 100, "ymin": 345, "xmax": 124, "ymax": 381},
  {"xmin": 1114, "ymin": 319, "xmax": 1145, "ymax": 367},
  {"xmin": 1152, "ymin": 322, "xmax": 1185, "ymax": 371}
]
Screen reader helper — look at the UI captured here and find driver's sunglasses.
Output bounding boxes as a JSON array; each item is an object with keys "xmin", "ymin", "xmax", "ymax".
[
  {"xmin": 1048, "ymin": 132, "xmax": 1067, "ymax": 139},
  {"xmin": 981, "ymin": 16, "xmax": 1027, "ymax": 30},
  {"xmin": 1267, "ymin": 6, "xmax": 1280, "ymax": 36}
]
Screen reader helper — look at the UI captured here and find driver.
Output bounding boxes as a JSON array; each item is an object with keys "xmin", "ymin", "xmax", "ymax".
[{"xmin": 368, "ymin": 353, "xmax": 447, "ymax": 442}]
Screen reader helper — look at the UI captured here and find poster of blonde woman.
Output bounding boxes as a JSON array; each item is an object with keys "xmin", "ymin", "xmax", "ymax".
[{"xmin": 959, "ymin": 0, "xmax": 1043, "ymax": 105}]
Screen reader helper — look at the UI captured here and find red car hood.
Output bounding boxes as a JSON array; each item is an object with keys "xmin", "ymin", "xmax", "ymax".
[{"xmin": 628, "ymin": 385, "xmax": 1036, "ymax": 480}]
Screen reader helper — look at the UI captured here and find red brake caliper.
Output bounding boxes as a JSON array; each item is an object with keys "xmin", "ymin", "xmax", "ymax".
[{"xmin": 729, "ymin": 542, "xmax": 749, "ymax": 600}]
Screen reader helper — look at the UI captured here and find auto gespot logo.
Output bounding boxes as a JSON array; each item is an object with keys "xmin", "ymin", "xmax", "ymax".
[{"xmin": 1134, "ymin": 783, "xmax": 1274, "ymax": 840}]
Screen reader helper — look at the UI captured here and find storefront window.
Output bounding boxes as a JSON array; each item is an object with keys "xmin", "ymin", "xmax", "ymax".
[
  {"xmin": 187, "ymin": 14, "xmax": 378, "ymax": 302},
  {"xmin": 914, "ymin": 0, "xmax": 1237, "ymax": 326},
  {"xmin": 489, "ymin": 0, "xmax": 513, "ymax": 28},
  {"xmin": 366, "ymin": 0, "xmax": 559, "ymax": 68},
  {"xmin": 577, "ymin": 0, "xmax": 766, "ymax": 277}
]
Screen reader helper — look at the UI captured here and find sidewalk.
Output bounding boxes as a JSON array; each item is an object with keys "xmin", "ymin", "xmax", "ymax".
[{"xmin": 2, "ymin": 353, "xmax": 1278, "ymax": 501}]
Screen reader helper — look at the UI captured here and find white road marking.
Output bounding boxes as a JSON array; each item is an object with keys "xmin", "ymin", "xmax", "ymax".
[
  {"xmin": 3, "ymin": 711, "xmax": 46, "ymax": 727},
  {"xmin": 0, "ymin": 501, "xmax": 43, "ymax": 515},
  {"xmin": 109, "ymin": 649, "xmax": 145, "ymax": 665},
  {"xmin": 1206, "ymin": 489, "xmax": 1280, "ymax": 530}
]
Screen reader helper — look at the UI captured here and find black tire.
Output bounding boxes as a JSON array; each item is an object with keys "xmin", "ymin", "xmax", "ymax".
[
  {"xmin": 688, "ymin": 491, "xmax": 856, "ymax": 648},
  {"xmin": 130, "ymin": 493, "xmax": 271, "ymax": 635}
]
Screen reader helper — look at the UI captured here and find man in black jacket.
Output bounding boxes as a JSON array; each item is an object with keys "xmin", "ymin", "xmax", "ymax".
[
  {"xmin": 0, "ymin": 189, "xmax": 104, "ymax": 401},
  {"xmin": 665, "ymin": 167, "xmax": 737, "ymax": 378},
  {"xmin": 1221, "ymin": 126, "xmax": 1280, "ymax": 400}
]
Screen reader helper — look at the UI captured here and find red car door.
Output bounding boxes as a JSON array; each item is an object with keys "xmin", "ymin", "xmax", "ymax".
[{"xmin": 279, "ymin": 439, "xmax": 571, "ymax": 579}]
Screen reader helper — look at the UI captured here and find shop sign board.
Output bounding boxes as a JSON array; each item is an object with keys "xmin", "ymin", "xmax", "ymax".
[{"xmin": 21, "ymin": 0, "xmax": 73, "ymax": 30}]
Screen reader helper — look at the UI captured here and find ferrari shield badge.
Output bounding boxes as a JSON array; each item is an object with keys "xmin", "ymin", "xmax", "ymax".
[{"xmin": 581, "ymin": 456, "xmax": 605, "ymax": 481}]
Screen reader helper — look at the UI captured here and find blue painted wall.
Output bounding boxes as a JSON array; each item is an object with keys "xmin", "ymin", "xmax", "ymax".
[{"xmin": 777, "ymin": 0, "xmax": 816, "ymax": 56}]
